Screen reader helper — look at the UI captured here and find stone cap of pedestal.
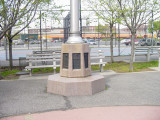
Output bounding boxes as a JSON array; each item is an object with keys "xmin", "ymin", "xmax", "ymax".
[{"xmin": 60, "ymin": 43, "xmax": 91, "ymax": 78}]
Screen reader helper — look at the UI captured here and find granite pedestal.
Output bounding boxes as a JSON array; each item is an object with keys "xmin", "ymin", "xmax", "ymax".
[
  {"xmin": 47, "ymin": 43, "xmax": 105, "ymax": 96},
  {"xmin": 47, "ymin": 74, "xmax": 105, "ymax": 96}
]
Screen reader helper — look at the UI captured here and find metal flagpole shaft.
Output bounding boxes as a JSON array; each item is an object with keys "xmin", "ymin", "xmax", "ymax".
[{"xmin": 67, "ymin": 0, "xmax": 83, "ymax": 44}]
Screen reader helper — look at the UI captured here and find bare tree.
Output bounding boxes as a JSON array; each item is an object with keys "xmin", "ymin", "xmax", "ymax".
[
  {"xmin": 117, "ymin": 0, "xmax": 160, "ymax": 71},
  {"xmin": 87, "ymin": 0, "xmax": 121, "ymax": 63}
]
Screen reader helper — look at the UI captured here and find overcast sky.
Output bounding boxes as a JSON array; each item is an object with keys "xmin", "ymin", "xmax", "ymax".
[{"xmin": 24, "ymin": 0, "xmax": 99, "ymax": 30}]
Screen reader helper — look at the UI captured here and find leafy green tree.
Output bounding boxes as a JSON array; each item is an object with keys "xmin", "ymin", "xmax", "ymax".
[
  {"xmin": 148, "ymin": 20, "xmax": 160, "ymax": 39},
  {"xmin": 0, "ymin": 0, "xmax": 57, "ymax": 70},
  {"xmin": 13, "ymin": 34, "xmax": 20, "ymax": 40},
  {"xmin": 95, "ymin": 24, "xmax": 109, "ymax": 36},
  {"xmin": 87, "ymin": 0, "xmax": 121, "ymax": 63},
  {"xmin": 117, "ymin": 0, "xmax": 160, "ymax": 71}
]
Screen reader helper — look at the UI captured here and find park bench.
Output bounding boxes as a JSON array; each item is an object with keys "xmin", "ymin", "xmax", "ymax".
[
  {"xmin": 25, "ymin": 50, "xmax": 107, "ymax": 76},
  {"xmin": 133, "ymin": 46, "xmax": 159, "ymax": 62},
  {"xmin": 90, "ymin": 50, "xmax": 106, "ymax": 72},
  {"xmin": 25, "ymin": 50, "xmax": 60, "ymax": 76}
]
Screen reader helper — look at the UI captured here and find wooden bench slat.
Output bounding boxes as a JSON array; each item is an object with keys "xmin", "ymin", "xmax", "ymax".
[{"xmin": 25, "ymin": 65, "xmax": 60, "ymax": 69}]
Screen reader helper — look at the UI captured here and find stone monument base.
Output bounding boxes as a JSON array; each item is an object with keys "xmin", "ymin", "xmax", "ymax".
[
  {"xmin": 60, "ymin": 43, "xmax": 91, "ymax": 78},
  {"xmin": 47, "ymin": 74, "xmax": 105, "ymax": 96}
]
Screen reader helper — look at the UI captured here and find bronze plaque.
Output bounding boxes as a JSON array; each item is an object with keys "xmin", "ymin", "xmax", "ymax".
[
  {"xmin": 63, "ymin": 53, "xmax": 69, "ymax": 69},
  {"xmin": 72, "ymin": 53, "xmax": 80, "ymax": 69},
  {"xmin": 84, "ymin": 53, "xmax": 88, "ymax": 68}
]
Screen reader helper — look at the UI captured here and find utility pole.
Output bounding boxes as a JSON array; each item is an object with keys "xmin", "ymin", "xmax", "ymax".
[
  {"xmin": 145, "ymin": 2, "xmax": 147, "ymax": 40},
  {"xmin": 98, "ymin": 17, "xmax": 100, "ymax": 47},
  {"xmin": 151, "ymin": 10, "xmax": 153, "ymax": 47},
  {"xmin": 159, "ymin": 20, "xmax": 160, "ymax": 39},
  {"xmin": 45, "ymin": 19, "xmax": 48, "ymax": 49},
  {"xmin": 118, "ymin": 22, "xmax": 120, "ymax": 56},
  {"xmin": 115, "ymin": 23, "xmax": 117, "ymax": 47},
  {"xmin": 27, "ymin": 15, "xmax": 29, "ymax": 50},
  {"xmin": 40, "ymin": 10, "xmax": 42, "ymax": 52}
]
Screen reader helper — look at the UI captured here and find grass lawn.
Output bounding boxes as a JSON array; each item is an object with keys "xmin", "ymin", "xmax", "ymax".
[
  {"xmin": 32, "ymin": 61, "xmax": 158, "ymax": 73},
  {"xmin": 0, "ymin": 61, "xmax": 158, "ymax": 80},
  {"xmin": 1, "ymin": 69, "xmax": 21, "ymax": 80},
  {"xmin": 32, "ymin": 67, "xmax": 60, "ymax": 74},
  {"xmin": 91, "ymin": 61, "xmax": 158, "ymax": 72}
]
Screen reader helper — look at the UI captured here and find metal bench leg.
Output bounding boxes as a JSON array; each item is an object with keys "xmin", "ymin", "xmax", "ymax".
[
  {"xmin": 53, "ymin": 67, "xmax": 56, "ymax": 74},
  {"xmin": 54, "ymin": 69, "xmax": 56, "ymax": 74},
  {"xmin": 147, "ymin": 47, "xmax": 151, "ymax": 62},
  {"xmin": 30, "ymin": 69, "xmax": 32, "ymax": 76}
]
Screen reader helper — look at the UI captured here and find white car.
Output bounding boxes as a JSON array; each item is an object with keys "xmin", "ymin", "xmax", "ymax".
[{"xmin": 120, "ymin": 39, "xmax": 130, "ymax": 44}]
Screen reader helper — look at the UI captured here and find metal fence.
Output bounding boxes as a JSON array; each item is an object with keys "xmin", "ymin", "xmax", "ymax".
[{"xmin": 0, "ymin": 9, "xmax": 159, "ymax": 60}]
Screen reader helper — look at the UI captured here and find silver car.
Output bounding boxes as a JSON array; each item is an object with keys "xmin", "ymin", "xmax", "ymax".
[{"xmin": 87, "ymin": 39, "xmax": 96, "ymax": 45}]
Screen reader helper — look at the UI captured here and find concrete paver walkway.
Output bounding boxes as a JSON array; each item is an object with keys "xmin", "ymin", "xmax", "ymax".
[{"xmin": 1, "ymin": 106, "xmax": 160, "ymax": 120}]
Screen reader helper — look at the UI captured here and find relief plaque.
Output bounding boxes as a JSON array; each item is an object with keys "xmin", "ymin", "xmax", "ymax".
[
  {"xmin": 84, "ymin": 53, "xmax": 88, "ymax": 68},
  {"xmin": 72, "ymin": 53, "xmax": 80, "ymax": 69},
  {"xmin": 63, "ymin": 53, "xmax": 69, "ymax": 69}
]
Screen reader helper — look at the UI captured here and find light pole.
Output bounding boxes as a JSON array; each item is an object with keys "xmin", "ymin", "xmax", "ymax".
[
  {"xmin": 45, "ymin": 19, "xmax": 48, "ymax": 49},
  {"xmin": 151, "ymin": 10, "xmax": 154, "ymax": 47},
  {"xmin": 98, "ymin": 17, "xmax": 100, "ymax": 47},
  {"xmin": 27, "ymin": 15, "xmax": 29, "ymax": 50},
  {"xmin": 40, "ymin": 10, "xmax": 42, "ymax": 52},
  {"xmin": 115, "ymin": 23, "xmax": 117, "ymax": 47},
  {"xmin": 118, "ymin": 21, "xmax": 120, "ymax": 56}
]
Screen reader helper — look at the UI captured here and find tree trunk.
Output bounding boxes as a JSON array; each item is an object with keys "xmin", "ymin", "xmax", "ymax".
[
  {"xmin": 129, "ymin": 31, "xmax": 136, "ymax": 71},
  {"xmin": 7, "ymin": 29, "xmax": 13, "ymax": 70},
  {"xmin": 110, "ymin": 24, "xmax": 114, "ymax": 63},
  {"xmin": 9, "ymin": 38, "xmax": 13, "ymax": 70}
]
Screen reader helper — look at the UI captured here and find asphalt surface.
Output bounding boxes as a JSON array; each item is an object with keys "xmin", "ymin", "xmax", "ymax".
[{"xmin": 0, "ymin": 70, "xmax": 160, "ymax": 118}]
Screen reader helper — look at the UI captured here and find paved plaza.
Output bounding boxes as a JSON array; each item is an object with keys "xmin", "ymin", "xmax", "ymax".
[{"xmin": 0, "ymin": 70, "xmax": 160, "ymax": 119}]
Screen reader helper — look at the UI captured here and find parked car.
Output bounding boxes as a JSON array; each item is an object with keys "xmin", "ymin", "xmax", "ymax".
[
  {"xmin": 124, "ymin": 39, "xmax": 139, "ymax": 46},
  {"xmin": 0, "ymin": 41, "xmax": 6, "ymax": 46},
  {"xmin": 87, "ymin": 39, "xmax": 96, "ymax": 45},
  {"xmin": 157, "ymin": 41, "xmax": 160, "ymax": 46},
  {"xmin": 16, "ymin": 40, "xmax": 24, "ymax": 45},
  {"xmin": 54, "ymin": 40, "xmax": 59, "ymax": 43},
  {"xmin": 140, "ymin": 38, "xmax": 157, "ymax": 46},
  {"xmin": 51, "ymin": 40, "xmax": 55, "ymax": 42},
  {"xmin": 29, "ymin": 41, "xmax": 35, "ymax": 44},
  {"xmin": 83, "ymin": 39, "xmax": 87, "ymax": 43},
  {"xmin": 121, "ymin": 39, "xmax": 130, "ymax": 44},
  {"xmin": 34, "ymin": 40, "xmax": 40, "ymax": 44},
  {"xmin": 13, "ymin": 40, "xmax": 18, "ymax": 45}
]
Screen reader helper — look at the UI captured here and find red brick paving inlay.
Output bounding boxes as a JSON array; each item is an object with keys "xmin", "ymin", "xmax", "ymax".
[{"xmin": 1, "ymin": 106, "xmax": 160, "ymax": 120}]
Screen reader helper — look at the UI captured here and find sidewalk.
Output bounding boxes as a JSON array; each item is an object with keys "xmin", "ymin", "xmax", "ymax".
[
  {"xmin": 1, "ymin": 106, "xmax": 160, "ymax": 120},
  {"xmin": 0, "ymin": 70, "xmax": 160, "ymax": 119}
]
